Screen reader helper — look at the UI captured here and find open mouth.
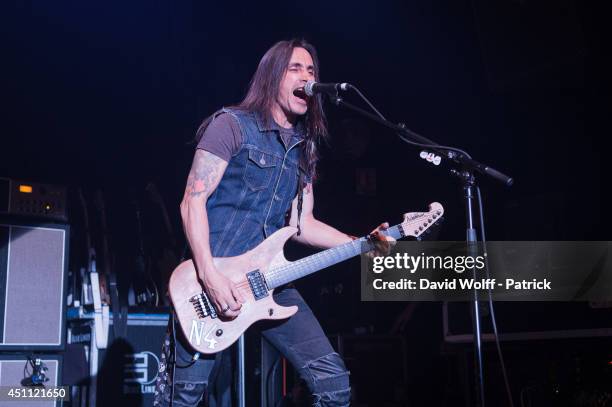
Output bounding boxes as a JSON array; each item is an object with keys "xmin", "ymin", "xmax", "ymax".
[{"xmin": 293, "ymin": 86, "xmax": 309, "ymax": 101}]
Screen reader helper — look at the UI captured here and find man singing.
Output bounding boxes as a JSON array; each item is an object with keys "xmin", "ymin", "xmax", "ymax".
[{"xmin": 155, "ymin": 39, "xmax": 391, "ymax": 407}]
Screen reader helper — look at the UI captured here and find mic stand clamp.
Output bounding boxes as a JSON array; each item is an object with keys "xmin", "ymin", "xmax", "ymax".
[
  {"xmin": 450, "ymin": 169, "xmax": 476, "ymax": 184},
  {"xmin": 329, "ymin": 95, "xmax": 342, "ymax": 106}
]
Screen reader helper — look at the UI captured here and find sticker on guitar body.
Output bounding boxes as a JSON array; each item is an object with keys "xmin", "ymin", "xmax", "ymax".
[{"xmin": 189, "ymin": 320, "xmax": 219, "ymax": 349}]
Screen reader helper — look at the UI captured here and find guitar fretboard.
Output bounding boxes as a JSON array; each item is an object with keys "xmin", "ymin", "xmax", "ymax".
[{"xmin": 264, "ymin": 225, "xmax": 403, "ymax": 289}]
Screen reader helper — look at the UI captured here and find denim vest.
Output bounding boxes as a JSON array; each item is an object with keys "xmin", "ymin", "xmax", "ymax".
[{"xmin": 205, "ymin": 108, "xmax": 305, "ymax": 257}]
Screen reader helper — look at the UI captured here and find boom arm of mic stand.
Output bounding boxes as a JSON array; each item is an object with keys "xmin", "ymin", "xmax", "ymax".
[
  {"xmin": 330, "ymin": 94, "xmax": 493, "ymax": 407},
  {"xmin": 329, "ymin": 96, "xmax": 514, "ymax": 186}
]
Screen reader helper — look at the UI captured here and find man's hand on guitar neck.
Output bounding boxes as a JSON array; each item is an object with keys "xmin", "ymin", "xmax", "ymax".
[
  {"xmin": 365, "ymin": 222, "xmax": 396, "ymax": 258},
  {"xmin": 200, "ymin": 267, "xmax": 245, "ymax": 319}
]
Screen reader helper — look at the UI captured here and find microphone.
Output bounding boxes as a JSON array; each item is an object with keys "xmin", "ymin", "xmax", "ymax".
[{"xmin": 297, "ymin": 81, "xmax": 352, "ymax": 97}]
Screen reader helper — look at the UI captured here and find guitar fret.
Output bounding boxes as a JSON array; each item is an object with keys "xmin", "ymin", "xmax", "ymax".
[
  {"xmin": 264, "ymin": 206, "xmax": 444, "ymax": 288},
  {"xmin": 265, "ymin": 238, "xmax": 371, "ymax": 289}
]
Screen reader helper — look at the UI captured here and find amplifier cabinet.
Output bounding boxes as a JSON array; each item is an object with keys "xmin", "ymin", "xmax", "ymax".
[{"xmin": 0, "ymin": 217, "xmax": 68, "ymax": 351}]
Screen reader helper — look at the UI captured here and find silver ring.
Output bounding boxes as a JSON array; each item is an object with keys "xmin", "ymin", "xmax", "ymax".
[{"xmin": 221, "ymin": 304, "xmax": 230, "ymax": 313}]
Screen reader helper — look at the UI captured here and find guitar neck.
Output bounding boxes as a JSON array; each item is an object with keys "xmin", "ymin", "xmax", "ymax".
[{"xmin": 264, "ymin": 225, "xmax": 404, "ymax": 289}]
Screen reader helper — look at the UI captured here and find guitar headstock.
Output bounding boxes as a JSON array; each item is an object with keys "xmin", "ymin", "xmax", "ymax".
[{"xmin": 401, "ymin": 202, "xmax": 444, "ymax": 239}]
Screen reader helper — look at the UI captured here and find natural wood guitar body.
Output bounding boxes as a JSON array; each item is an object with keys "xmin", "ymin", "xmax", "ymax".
[
  {"xmin": 170, "ymin": 227, "xmax": 298, "ymax": 354},
  {"xmin": 170, "ymin": 202, "xmax": 444, "ymax": 354}
]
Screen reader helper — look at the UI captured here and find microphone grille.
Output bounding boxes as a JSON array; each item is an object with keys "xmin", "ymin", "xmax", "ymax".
[{"xmin": 304, "ymin": 81, "xmax": 316, "ymax": 97}]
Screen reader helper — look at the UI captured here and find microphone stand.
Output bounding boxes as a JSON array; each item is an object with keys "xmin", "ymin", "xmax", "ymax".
[{"xmin": 327, "ymin": 93, "xmax": 513, "ymax": 407}]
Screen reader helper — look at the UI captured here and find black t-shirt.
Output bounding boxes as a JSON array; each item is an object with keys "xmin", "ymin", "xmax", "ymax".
[{"xmin": 197, "ymin": 113, "xmax": 296, "ymax": 161}]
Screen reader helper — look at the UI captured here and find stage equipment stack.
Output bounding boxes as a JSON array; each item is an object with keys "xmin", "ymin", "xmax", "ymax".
[{"xmin": 0, "ymin": 177, "xmax": 69, "ymax": 406}]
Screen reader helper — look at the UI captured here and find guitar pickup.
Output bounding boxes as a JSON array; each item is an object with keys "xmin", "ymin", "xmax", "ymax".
[{"xmin": 246, "ymin": 270, "xmax": 269, "ymax": 301}]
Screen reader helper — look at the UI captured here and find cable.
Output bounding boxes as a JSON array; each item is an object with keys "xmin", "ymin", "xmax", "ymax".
[
  {"xmin": 172, "ymin": 314, "xmax": 199, "ymax": 369},
  {"xmin": 266, "ymin": 357, "xmax": 282, "ymax": 406},
  {"xmin": 476, "ymin": 186, "xmax": 515, "ymax": 407},
  {"xmin": 170, "ymin": 313, "xmax": 194, "ymax": 406},
  {"xmin": 347, "ymin": 84, "xmax": 473, "ymax": 158},
  {"xmin": 23, "ymin": 356, "xmax": 32, "ymax": 381},
  {"xmin": 168, "ymin": 311, "xmax": 202, "ymax": 407},
  {"xmin": 349, "ymin": 85, "xmax": 388, "ymax": 121},
  {"xmin": 22, "ymin": 355, "xmax": 48, "ymax": 387}
]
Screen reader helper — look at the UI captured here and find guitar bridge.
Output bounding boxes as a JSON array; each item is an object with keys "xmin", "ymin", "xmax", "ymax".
[
  {"xmin": 189, "ymin": 292, "xmax": 218, "ymax": 319},
  {"xmin": 246, "ymin": 270, "xmax": 269, "ymax": 300}
]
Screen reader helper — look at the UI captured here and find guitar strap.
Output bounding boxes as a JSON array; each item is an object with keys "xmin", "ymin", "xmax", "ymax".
[{"xmin": 296, "ymin": 177, "xmax": 304, "ymax": 236}]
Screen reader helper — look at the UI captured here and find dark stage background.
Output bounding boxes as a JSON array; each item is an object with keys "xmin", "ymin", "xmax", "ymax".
[{"xmin": 1, "ymin": 1, "xmax": 611, "ymax": 405}]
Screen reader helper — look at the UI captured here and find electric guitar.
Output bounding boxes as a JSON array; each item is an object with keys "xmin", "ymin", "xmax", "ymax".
[{"xmin": 169, "ymin": 202, "xmax": 444, "ymax": 354}]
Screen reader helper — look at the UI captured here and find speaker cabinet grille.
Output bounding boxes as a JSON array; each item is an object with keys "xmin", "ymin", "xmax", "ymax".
[{"xmin": 0, "ymin": 219, "xmax": 68, "ymax": 350}]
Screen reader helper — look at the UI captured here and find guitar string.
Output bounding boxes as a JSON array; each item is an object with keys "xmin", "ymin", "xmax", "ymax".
[
  {"xmin": 264, "ymin": 237, "xmax": 367, "ymax": 283},
  {"xmin": 234, "ymin": 241, "xmax": 360, "ymax": 290},
  {"xmin": 227, "ymin": 212, "xmax": 441, "ymax": 292},
  {"xmin": 238, "ymin": 218, "xmax": 420, "ymax": 290},
  {"xmin": 231, "ymin": 239, "xmax": 364, "ymax": 291},
  {"xmin": 262, "ymin": 212, "xmax": 442, "ymax": 286}
]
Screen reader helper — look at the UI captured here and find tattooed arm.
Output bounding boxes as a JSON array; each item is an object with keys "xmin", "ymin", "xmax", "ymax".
[{"xmin": 180, "ymin": 149, "xmax": 244, "ymax": 318}]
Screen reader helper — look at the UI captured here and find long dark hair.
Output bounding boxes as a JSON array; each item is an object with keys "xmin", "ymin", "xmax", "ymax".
[{"xmin": 197, "ymin": 39, "xmax": 328, "ymax": 183}]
